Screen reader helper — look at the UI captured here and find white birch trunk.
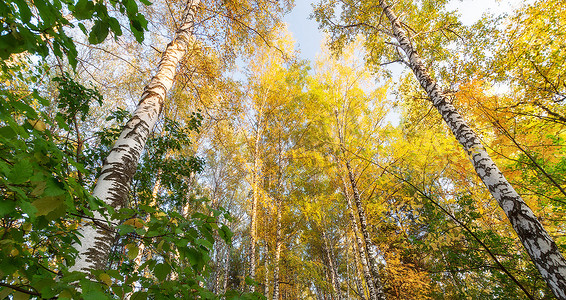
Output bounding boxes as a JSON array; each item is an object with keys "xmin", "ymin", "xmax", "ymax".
[
  {"xmin": 343, "ymin": 180, "xmax": 381, "ymax": 300},
  {"xmin": 344, "ymin": 161, "xmax": 385, "ymax": 298},
  {"xmin": 351, "ymin": 239, "xmax": 367, "ymax": 300},
  {"xmin": 249, "ymin": 123, "xmax": 263, "ymax": 291},
  {"xmin": 70, "ymin": 0, "xmax": 200, "ymax": 273},
  {"xmin": 272, "ymin": 198, "xmax": 282, "ymax": 300},
  {"xmin": 223, "ymin": 247, "xmax": 230, "ymax": 294},
  {"xmin": 378, "ymin": 1, "xmax": 566, "ymax": 298},
  {"xmin": 264, "ymin": 245, "xmax": 270, "ymax": 297},
  {"xmin": 322, "ymin": 228, "xmax": 341, "ymax": 300}
]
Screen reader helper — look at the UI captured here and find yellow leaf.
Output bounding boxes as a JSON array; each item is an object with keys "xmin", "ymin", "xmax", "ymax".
[
  {"xmin": 0, "ymin": 288, "xmax": 12, "ymax": 299},
  {"xmin": 123, "ymin": 218, "xmax": 144, "ymax": 228},
  {"xmin": 27, "ymin": 119, "xmax": 46, "ymax": 131},
  {"xmin": 157, "ymin": 240, "xmax": 164, "ymax": 252},
  {"xmin": 32, "ymin": 196, "xmax": 64, "ymax": 216},
  {"xmin": 99, "ymin": 273, "xmax": 112, "ymax": 287},
  {"xmin": 14, "ymin": 291, "xmax": 30, "ymax": 300},
  {"xmin": 126, "ymin": 243, "xmax": 139, "ymax": 260},
  {"xmin": 58, "ymin": 290, "xmax": 73, "ymax": 299}
]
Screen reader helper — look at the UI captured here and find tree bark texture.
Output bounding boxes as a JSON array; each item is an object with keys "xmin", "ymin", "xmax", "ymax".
[
  {"xmin": 378, "ymin": 1, "xmax": 566, "ymax": 298},
  {"xmin": 351, "ymin": 239, "xmax": 367, "ymax": 300},
  {"xmin": 322, "ymin": 227, "xmax": 342, "ymax": 300},
  {"xmin": 249, "ymin": 126, "xmax": 262, "ymax": 291},
  {"xmin": 272, "ymin": 197, "xmax": 282, "ymax": 300},
  {"xmin": 223, "ymin": 247, "xmax": 230, "ymax": 294},
  {"xmin": 264, "ymin": 244, "xmax": 270, "ymax": 297},
  {"xmin": 343, "ymin": 160, "xmax": 387, "ymax": 300},
  {"xmin": 343, "ymin": 180, "xmax": 381, "ymax": 300},
  {"xmin": 70, "ymin": 0, "xmax": 200, "ymax": 273}
]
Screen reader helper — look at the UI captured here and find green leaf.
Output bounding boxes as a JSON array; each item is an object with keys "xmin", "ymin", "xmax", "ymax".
[
  {"xmin": 13, "ymin": 290, "xmax": 29, "ymax": 300},
  {"xmin": 124, "ymin": 0, "xmax": 138, "ymax": 16},
  {"xmin": 0, "ymin": 126, "xmax": 17, "ymax": 139},
  {"xmin": 33, "ymin": 0, "xmax": 57, "ymax": 26},
  {"xmin": 20, "ymin": 200, "xmax": 38, "ymax": 217},
  {"xmin": 88, "ymin": 21, "xmax": 109, "ymax": 44},
  {"xmin": 129, "ymin": 15, "xmax": 147, "ymax": 43},
  {"xmin": 8, "ymin": 159, "xmax": 33, "ymax": 184},
  {"xmin": 13, "ymin": 0, "xmax": 32, "ymax": 22},
  {"xmin": 116, "ymin": 224, "xmax": 135, "ymax": 235},
  {"xmin": 0, "ymin": 200, "xmax": 16, "ymax": 216},
  {"xmin": 83, "ymin": 290, "xmax": 109, "ymax": 300},
  {"xmin": 218, "ymin": 224, "xmax": 233, "ymax": 244},
  {"xmin": 0, "ymin": 288, "xmax": 12, "ymax": 299},
  {"xmin": 108, "ymin": 17, "xmax": 122, "ymax": 36},
  {"xmin": 73, "ymin": 0, "xmax": 94, "ymax": 20},
  {"xmin": 130, "ymin": 292, "xmax": 147, "ymax": 300},
  {"xmin": 43, "ymin": 178, "xmax": 65, "ymax": 196},
  {"xmin": 32, "ymin": 196, "xmax": 64, "ymax": 216},
  {"xmin": 154, "ymin": 263, "xmax": 171, "ymax": 281},
  {"xmin": 78, "ymin": 22, "xmax": 88, "ymax": 35}
]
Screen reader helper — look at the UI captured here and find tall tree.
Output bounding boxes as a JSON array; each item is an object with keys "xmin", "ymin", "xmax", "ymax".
[
  {"xmin": 314, "ymin": 1, "xmax": 566, "ymax": 297},
  {"xmin": 70, "ymin": 0, "xmax": 201, "ymax": 272}
]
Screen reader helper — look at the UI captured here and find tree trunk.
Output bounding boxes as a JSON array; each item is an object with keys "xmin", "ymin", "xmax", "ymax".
[
  {"xmin": 322, "ymin": 227, "xmax": 341, "ymax": 300},
  {"xmin": 378, "ymin": 1, "xmax": 566, "ymax": 298},
  {"xmin": 264, "ymin": 243, "xmax": 270, "ymax": 297},
  {"xmin": 223, "ymin": 248, "xmax": 230, "ymax": 294},
  {"xmin": 70, "ymin": 0, "xmax": 200, "ymax": 273},
  {"xmin": 250, "ymin": 125, "xmax": 262, "ymax": 291},
  {"xmin": 343, "ymin": 160, "xmax": 387, "ymax": 300},
  {"xmin": 272, "ymin": 196, "xmax": 282, "ymax": 300},
  {"xmin": 346, "ymin": 226, "xmax": 367, "ymax": 300},
  {"xmin": 342, "ymin": 180, "xmax": 381, "ymax": 300},
  {"xmin": 352, "ymin": 241, "xmax": 367, "ymax": 300}
]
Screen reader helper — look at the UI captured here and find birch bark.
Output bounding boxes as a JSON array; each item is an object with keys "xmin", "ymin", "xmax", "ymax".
[
  {"xmin": 342, "ymin": 180, "xmax": 381, "ymax": 300},
  {"xmin": 343, "ymin": 160, "xmax": 385, "ymax": 300},
  {"xmin": 351, "ymin": 240, "xmax": 367, "ymax": 300},
  {"xmin": 378, "ymin": 1, "xmax": 566, "ymax": 298},
  {"xmin": 272, "ymin": 196, "xmax": 282, "ymax": 300},
  {"xmin": 70, "ymin": 0, "xmax": 200, "ymax": 273},
  {"xmin": 264, "ymin": 243, "xmax": 270, "ymax": 297},
  {"xmin": 322, "ymin": 227, "xmax": 342, "ymax": 300},
  {"xmin": 249, "ymin": 126, "xmax": 262, "ymax": 292}
]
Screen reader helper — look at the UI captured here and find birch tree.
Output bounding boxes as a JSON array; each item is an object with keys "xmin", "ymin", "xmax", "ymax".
[
  {"xmin": 314, "ymin": 1, "xmax": 566, "ymax": 298},
  {"xmin": 70, "ymin": 0, "xmax": 202, "ymax": 272}
]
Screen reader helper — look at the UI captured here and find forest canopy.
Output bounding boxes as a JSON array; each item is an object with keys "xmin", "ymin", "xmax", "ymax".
[{"xmin": 1, "ymin": 0, "xmax": 566, "ymax": 299}]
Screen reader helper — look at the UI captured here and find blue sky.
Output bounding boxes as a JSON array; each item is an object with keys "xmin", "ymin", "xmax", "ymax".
[
  {"xmin": 283, "ymin": 1, "xmax": 323, "ymax": 62},
  {"xmin": 283, "ymin": 0, "xmax": 527, "ymax": 62},
  {"xmin": 282, "ymin": 0, "xmax": 527, "ymax": 126}
]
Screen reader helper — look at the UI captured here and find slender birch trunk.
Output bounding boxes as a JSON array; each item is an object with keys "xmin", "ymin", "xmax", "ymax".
[
  {"xmin": 322, "ymin": 258, "xmax": 335, "ymax": 300},
  {"xmin": 351, "ymin": 239, "xmax": 367, "ymax": 300},
  {"xmin": 378, "ymin": 1, "xmax": 566, "ymax": 298},
  {"xmin": 70, "ymin": 0, "xmax": 200, "ymax": 273},
  {"xmin": 223, "ymin": 248, "xmax": 230, "ymax": 293},
  {"xmin": 264, "ymin": 243, "xmax": 270, "ymax": 297},
  {"xmin": 249, "ymin": 126, "xmax": 262, "ymax": 291},
  {"xmin": 341, "ymin": 156, "xmax": 386, "ymax": 300},
  {"xmin": 322, "ymin": 227, "xmax": 341, "ymax": 300},
  {"xmin": 272, "ymin": 196, "xmax": 282, "ymax": 300},
  {"xmin": 342, "ymin": 180, "xmax": 380, "ymax": 300}
]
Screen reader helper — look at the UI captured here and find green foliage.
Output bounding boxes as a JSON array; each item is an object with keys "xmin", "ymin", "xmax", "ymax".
[
  {"xmin": 0, "ymin": 58, "xmax": 105, "ymax": 298},
  {"xmin": 0, "ymin": 0, "xmax": 150, "ymax": 67},
  {"xmin": 0, "ymin": 57, "xmax": 245, "ymax": 298}
]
